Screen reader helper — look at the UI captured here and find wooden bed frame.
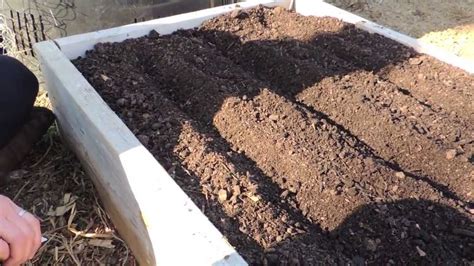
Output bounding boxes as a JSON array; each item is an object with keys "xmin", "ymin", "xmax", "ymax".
[{"xmin": 34, "ymin": 0, "xmax": 472, "ymax": 265}]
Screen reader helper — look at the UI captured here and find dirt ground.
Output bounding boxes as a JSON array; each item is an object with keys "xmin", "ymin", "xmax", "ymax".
[
  {"xmin": 325, "ymin": 0, "xmax": 474, "ymax": 61},
  {"xmin": 73, "ymin": 6, "xmax": 473, "ymax": 265}
]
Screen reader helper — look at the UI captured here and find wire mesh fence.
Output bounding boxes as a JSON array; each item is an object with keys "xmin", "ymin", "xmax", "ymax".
[
  {"xmin": 0, "ymin": 12, "xmax": 18, "ymax": 56},
  {"xmin": 0, "ymin": 9, "xmax": 49, "ymax": 90},
  {"xmin": 6, "ymin": 10, "xmax": 48, "ymax": 57},
  {"xmin": 1, "ymin": 0, "xmax": 241, "ymax": 66}
]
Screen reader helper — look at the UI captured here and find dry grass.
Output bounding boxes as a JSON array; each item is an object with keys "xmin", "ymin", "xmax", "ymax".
[{"xmin": 2, "ymin": 126, "xmax": 136, "ymax": 265}]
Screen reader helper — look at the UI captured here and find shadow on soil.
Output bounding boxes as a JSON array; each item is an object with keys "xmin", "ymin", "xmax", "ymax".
[
  {"xmin": 174, "ymin": 24, "xmax": 470, "ymax": 205},
  {"xmin": 275, "ymin": 199, "xmax": 474, "ymax": 265},
  {"xmin": 147, "ymin": 25, "xmax": 472, "ymax": 263}
]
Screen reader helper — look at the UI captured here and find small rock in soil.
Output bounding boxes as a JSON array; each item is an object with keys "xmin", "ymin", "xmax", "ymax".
[
  {"xmin": 230, "ymin": 10, "xmax": 240, "ymax": 18},
  {"xmin": 218, "ymin": 189, "xmax": 228, "ymax": 203},
  {"xmin": 116, "ymin": 98, "xmax": 127, "ymax": 106},
  {"xmin": 232, "ymin": 185, "xmax": 241, "ymax": 196},
  {"xmin": 269, "ymin": 114, "xmax": 279, "ymax": 121},
  {"xmin": 416, "ymin": 246, "xmax": 427, "ymax": 257},
  {"xmin": 148, "ymin": 30, "xmax": 160, "ymax": 39},
  {"xmin": 249, "ymin": 194, "xmax": 261, "ymax": 202},
  {"xmin": 366, "ymin": 238, "xmax": 378, "ymax": 252},
  {"xmin": 137, "ymin": 134, "xmax": 150, "ymax": 145},
  {"xmin": 395, "ymin": 172, "xmax": 406, "ymax": 179},
  {"xmin": 179, "ymin": 149, "xmax": 190, "ymax": 158},
  {"xmin": 446, "ymin": 149, "xmax": 457, "ymax": 160},
  {"xmin": 273, "ymin": 6, "xmax": 286, "ymax": 16},
  {"xmin": 100, "ymin": 74, "xmax": 110, "ymax": 81},
  {"xmin": 347, "ymin": 187, "xmax": 359, "ymax": 196},
  {"xmin": 467, "ymin": 207, "xmax": 474, "ymax": 214}
]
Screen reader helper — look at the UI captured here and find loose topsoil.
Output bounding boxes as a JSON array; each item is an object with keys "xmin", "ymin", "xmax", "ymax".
[{"xmin": 73, "ymin": 6, "xmax": 473, "ymax": 265}]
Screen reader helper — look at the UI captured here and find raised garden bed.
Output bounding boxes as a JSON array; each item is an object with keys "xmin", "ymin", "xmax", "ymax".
[{"xmin": 35, "ymin": 1, "xmax": 473, "ymax": 265}]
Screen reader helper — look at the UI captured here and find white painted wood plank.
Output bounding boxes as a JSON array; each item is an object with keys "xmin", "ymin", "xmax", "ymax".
[
  {"xmin": 56, "ymin": 0, "xmax": 288, "ymax": 60},
  {"xmin": 34, "ymin": 41, "xmax": 246, "ymax": 266},
  {"xmin": 295, "ymin": 0, "xmax": 474, "ymax": 74}
]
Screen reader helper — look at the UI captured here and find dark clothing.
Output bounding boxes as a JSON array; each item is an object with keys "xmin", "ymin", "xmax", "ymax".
[{"xmin": 0, "ymin": 55, "xmax": 39, "ymax": 148}]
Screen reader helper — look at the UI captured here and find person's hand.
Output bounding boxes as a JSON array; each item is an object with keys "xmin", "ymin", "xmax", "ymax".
[{"xmin": 0, "ymin": 195, "xmax": 41, "ymax": 266}]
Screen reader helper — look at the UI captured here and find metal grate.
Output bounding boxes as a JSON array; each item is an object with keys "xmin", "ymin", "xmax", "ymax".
[
  {"xmin": 0, "ymin": 10, "xmax": 49, "ymax": 87},
  {"xmin": 5, "ymin": 10, "xmax": 48, "ymax": 57}
]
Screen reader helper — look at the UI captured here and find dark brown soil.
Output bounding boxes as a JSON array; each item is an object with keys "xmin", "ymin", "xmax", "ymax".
[{"xmin": 73, "ymin": 6, "xmax": 473, "ymax": 265}]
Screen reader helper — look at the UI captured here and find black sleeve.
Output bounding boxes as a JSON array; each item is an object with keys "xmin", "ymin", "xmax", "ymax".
[{"xmin": 0, "ymin": 55, "xmax": 39, "ymax": 148}]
